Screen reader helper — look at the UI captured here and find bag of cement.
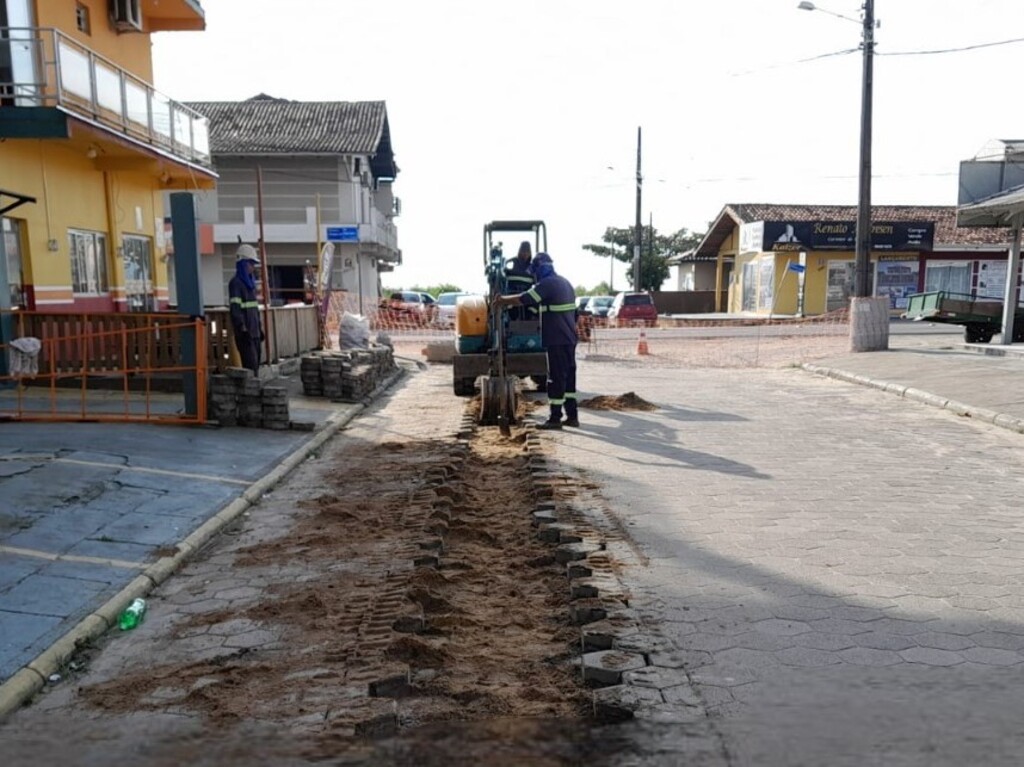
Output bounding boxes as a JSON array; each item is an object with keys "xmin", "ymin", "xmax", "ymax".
[
  {"xmin": 339, "ymin": 312, "xmax": 370, "ymax": 350},
  {"xmin": 9, "ymin": 337, "xmax": 42, "ymax": 379}
]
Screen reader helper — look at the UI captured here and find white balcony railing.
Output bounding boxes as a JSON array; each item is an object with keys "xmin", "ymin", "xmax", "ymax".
[{"xmin": 0, "ymin": 27, "xmax": 211, "ymax": 168}]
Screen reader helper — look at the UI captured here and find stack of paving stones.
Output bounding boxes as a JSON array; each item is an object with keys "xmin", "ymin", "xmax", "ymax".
[
  {"xmin": 206, "ymin": 367, "xmax": 292, "ymax": 430},
  {"xmin": 261, "ymin": 384, "xmax": 290, "ymax": 430},
  {"xmin": 299, "ymin": 346, "xmax": 397, "ymax": 401}
]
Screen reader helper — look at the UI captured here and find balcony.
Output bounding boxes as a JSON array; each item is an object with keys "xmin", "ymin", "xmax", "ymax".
[{"xmin": 0, "ymin": 27, "xmax": 212, "ymax": 171}]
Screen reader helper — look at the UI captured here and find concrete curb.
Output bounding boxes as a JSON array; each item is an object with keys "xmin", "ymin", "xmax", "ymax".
[
  {"xmin": 0, "ymin": 366, "xmax": 406, "ymax": 721},
  {"xmin": 801, "ymin": 363, "xmax": 1024, "ymax": 435}
]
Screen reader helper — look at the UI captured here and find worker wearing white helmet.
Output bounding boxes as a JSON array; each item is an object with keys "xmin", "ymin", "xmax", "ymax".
[{"xmin": 228, "ymin": 243, "xmax": 263, "ymax": 375}]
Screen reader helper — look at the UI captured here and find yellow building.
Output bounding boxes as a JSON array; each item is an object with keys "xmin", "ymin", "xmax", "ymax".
[
  {"xmin": 690, "ymin": 204, "xmax": 1014, "ymax": 316},
  {"xmin": 0, "ymin": 0, "xmax": 215, "ymax": 314}
]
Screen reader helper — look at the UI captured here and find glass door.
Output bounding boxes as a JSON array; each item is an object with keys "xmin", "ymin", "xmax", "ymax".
[{"xmin": 121, "ymin": 235, "xmax": 154, "ymax": 312}]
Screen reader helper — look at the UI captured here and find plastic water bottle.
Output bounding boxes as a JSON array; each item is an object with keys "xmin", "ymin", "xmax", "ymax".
[{"xmin": 118, "ymin": 598, "xmax": 147, "ymax": 631}]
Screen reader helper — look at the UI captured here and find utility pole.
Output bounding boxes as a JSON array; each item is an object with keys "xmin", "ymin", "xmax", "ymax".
[
  {"xmin": 633, "ymin": 126, "xmax": 642, "ymax": 292},
  {"xmin": 854, "ymin": 0, "xmax": 874, "ymax": 298}
]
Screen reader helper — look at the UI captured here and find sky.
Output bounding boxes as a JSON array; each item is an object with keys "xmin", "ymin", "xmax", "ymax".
[{"xmin": 151, "ymin": 0, "xmax": 1024, "ymax": 294}]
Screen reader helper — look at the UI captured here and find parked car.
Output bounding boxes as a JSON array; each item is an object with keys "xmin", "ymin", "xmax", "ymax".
[
  {"xmin": 435, "ymin": 291, "xmax": 474, "ymax": 327},
  {"xmin": 585, "ymin": 295, "xmax": 615, "ymax": 319},
  {"xmin": 607, "ymin": 292, "xmax": 658, "ymax": 327},
  {"xmin": 384, "ymin": 291, "xmax": 437, "ymax": 324},
  {"xmin": 576, "ymin": 296, "xmax": 591, "ymax": 313}
]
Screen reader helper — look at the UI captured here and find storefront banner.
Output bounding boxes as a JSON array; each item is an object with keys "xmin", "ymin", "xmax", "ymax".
[{"xmin": 763, "ymin": 221, "xmax": 934, "ymax": 252}]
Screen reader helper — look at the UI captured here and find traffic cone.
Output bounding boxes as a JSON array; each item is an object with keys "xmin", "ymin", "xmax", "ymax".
[{"xmin": 637, "ymin": 328, "xmax": 650, "ymax": 356}]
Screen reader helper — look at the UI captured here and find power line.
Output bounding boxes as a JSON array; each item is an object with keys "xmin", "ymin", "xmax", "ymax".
[
  {"xmin": 880, "ymin": 36, "xmax": 1024, "ymax": 56},
  {"xmin": 729, "ymin": 47, "xmax": 858, "ymax": 77}
]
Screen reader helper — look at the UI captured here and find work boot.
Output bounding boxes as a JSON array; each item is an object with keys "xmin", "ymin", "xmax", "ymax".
[
  {"xmin": 563, "ymin": 418, "xmax": 580, "ymax": 428},
  {"xmin": 537, "ymin": 420, "xmax": 563, "ymax": 431}
]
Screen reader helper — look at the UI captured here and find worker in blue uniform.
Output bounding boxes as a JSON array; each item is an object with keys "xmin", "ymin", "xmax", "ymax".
[
  {"xmin": 495, "ymin": 252, "xmax": 578, "ymax": 430},
  {"xmin": 228, "ymin": 243, "xmax": 263, "ymax": 376}
]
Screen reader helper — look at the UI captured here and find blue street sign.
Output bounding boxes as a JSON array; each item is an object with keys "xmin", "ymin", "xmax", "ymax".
[
  {"xmin": 787, "ymin": 262, "xmax": 806, "ymax": 274},
  {"xmin": 326, "ymin": 226, "xmax": 359, "ymax": 242}
]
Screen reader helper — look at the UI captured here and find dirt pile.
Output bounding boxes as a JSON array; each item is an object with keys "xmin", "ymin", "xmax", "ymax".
[{"xmin": 578, "ymin": 392, "xmax": 657, "ymax": 411}]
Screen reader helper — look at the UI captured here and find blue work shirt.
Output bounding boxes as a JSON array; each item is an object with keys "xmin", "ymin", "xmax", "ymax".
[{"xmin": 518, "ymin": 273, "xmax": 578, "ymax": 347}]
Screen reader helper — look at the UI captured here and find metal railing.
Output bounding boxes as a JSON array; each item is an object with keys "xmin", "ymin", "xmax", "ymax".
[
  {"xmin": 0, "ymin": 27, "xmax": 211, "ymax": 168},
  {"xmin": 0, "ymin": 311, "xmax": 208, "ymax": 423}
]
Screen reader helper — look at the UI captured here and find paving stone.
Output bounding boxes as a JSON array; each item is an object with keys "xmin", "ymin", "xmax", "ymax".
[
  {"xmin": 899, "ymin": 647, "xmax": 965, "ymax": 666},
  {"xmin": 223, "ymin": 629, "xmax": 278, "ymax": 649},
  {"xmin": 613, "ymin": 633, "xmax": 674, "ymax": 656},
  {"xmin": 774, "ymin": 647, "xmax": 842, "ymax": 667},
  {"xmin": 622, "ymin": 665, "xmax": 693, "ymax": 691},
  {"xmin": 554, "ymin": 542, "xmax": 601, "ymax": 564},
  {"xmin": 837, "ymin": 647, "xmax": 904, "ymax": 667},
  {"xmin": 580, "ymin": 650, "xmax": 647, "ymax": 686},
  {"xmin": 649, "ymin": 650, "xmax": 714, "ymax": 670},
  {"xmin": 960, "ymin": 647, "xmax": 1024, "ymax": 666},
  {"xmin": 591, "ymin": 684, "xmax": 665, "ymax": 723}
]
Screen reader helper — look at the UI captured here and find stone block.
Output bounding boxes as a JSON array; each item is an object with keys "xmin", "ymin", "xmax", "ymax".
[
  {"xmin": 581, "ymin": 650, "xmax": 647, "ymax": 686},
  {"xmin": 592, "ymin": 684, "xmax": 665, "ymax": 723}
]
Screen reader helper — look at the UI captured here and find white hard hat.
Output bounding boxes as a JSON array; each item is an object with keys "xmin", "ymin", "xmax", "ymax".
[{"xmin": 236, "ymin": 243, "xmax": 260, "ymax": 264}]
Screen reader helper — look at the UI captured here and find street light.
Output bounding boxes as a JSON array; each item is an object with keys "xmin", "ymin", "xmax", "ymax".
[{"xmin": 799, "ymin": 0, "xmax": 875, "ymax": 300}]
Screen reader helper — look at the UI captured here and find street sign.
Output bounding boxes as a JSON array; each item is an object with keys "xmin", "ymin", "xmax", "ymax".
[
  {"xmin": 787, "ymin": 262, "xmax": 807, "ymax": 274},
  {"xmin": 326, "ymin": 226, "xmax": 359, "ymax": 242}
]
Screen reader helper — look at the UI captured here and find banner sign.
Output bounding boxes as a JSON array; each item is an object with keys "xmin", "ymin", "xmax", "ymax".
[{"xmin": 761, "ymin": 221, "xmax": 934, "ymax": 252}]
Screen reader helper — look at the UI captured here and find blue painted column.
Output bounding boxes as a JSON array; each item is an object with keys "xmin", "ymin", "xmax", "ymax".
[
  {"xmin": 169, "ymin": 193, "xmax": 205, "ymax": 416},
  {"xmin": 0, "ymin": 223, "xmax": 11, "ymax": 379}
]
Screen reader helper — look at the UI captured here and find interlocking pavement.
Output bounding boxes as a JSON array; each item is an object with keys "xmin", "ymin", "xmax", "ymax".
[{"xmin": 552, "ymin": 354, "xmax": 1024, "ymax": 765}]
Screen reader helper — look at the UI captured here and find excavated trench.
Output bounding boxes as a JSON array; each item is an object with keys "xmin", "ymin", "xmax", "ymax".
[{"xmin": 73, "ymin": 409, "xmax": 600, "ymax": 762}]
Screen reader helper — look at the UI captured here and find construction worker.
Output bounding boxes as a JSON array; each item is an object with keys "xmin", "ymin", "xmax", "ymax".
[
  {"xmin": 228, "ymin": 243, "xmax": 263, "ymax": 376},
  {"xmin": 504, "ymin": 240, "xmax": 535, "ymax": 321},
  {"xmin": 495, "ymin": 252, "xmax": 578, "ymax": 430}
]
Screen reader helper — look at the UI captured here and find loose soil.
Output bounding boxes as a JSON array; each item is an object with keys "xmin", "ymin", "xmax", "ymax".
[
  {"xmin": 75, "ymin": 412, "xmax": 587, "ymax": 761},
  {"xmin": 579, "ymin": 392, "xmax": 658, "ymax": 412}
]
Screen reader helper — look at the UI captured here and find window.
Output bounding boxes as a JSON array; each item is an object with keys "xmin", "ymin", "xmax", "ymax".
[
  {"xmin": 2, "ymin": 218, "xmax": 25, "ymax": 308},
  {"xmin": 75, "ymin": 2, "xmax": 90, "ymax": 34},
  {"xmin": 68, "ymin": 229, "xmax": 109, "ymax": 294},
  {"xmin": 924, "ymin": 260, "xmax": 971, "ymax": 296}
]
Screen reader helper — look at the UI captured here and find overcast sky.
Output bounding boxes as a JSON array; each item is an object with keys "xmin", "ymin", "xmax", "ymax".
[{"xmin": 152, "ymin": 0, "xmax": 1024, "ymax": 294}]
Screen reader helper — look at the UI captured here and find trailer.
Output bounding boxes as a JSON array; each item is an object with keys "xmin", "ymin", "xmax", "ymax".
[{"xmin": 903, "ymin": 290, "xmax": 1024, "ymax": 343}]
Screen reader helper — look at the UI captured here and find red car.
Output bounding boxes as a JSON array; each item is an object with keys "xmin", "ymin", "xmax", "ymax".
[{"xmin": 608, "ymin": 292, "xmax": 658, "ymax": 327}]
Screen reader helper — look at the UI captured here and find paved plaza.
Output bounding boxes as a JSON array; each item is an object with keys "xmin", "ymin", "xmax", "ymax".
[{"xmin": 553, "ymin": 355, "xmax": 1024, "ymax": 765}]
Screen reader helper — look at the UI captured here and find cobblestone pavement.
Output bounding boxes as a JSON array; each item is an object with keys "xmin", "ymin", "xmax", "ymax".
[{"xmin": 551, "ymin": 358, "xmax": 1024, "ymax": 766}]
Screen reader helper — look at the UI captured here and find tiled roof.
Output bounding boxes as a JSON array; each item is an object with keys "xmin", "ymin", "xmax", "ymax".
[
  {"xmin": 188, "ymin": 95, "xmax": 396, "ymax": 175},
  {"xmin": 689, "ymin": 203, "xmax": 1013, "ymax": 259}
]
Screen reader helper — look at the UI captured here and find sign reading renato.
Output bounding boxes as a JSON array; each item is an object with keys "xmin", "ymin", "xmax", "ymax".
[{"xmin": 761, "ymin": 221, "xmax": 934, "ymax": 252}]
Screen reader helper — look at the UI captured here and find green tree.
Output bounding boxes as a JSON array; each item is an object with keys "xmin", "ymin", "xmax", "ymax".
[{"xmin": 583, "ymin": 225, "xmax": 703, "ymax": 291}]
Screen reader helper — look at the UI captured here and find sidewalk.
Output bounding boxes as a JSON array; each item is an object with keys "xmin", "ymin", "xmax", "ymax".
[
  {"xmin": 0, "ymin": 368, "xmax": 402, "ymax": 713},
  {"xmin": 804, "ymin": 337, "xmax": 1024, "ymax": 431}
]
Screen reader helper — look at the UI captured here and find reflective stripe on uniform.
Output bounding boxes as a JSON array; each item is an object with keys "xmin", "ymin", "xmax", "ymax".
[
  {"xmin": 547, "ymin": 397, "xmax": 566, "ymax": 406},
  {"xmin": 229, "ymin": 297, "xmax": 243, "ymax": 305},
  {"xmin": 565, "ymin": 392, "xmax": 577, "ymax": 399},
  {"xmin": 547, "ymin": 303, "xmax": 576, "ymax": 312},
  {"xmin": 527, "ymin": 288, "xmax": 541, "ymax": 302},
  {"xmin": 508, "ymin": 275, "xmax": 533, "ymax": 283}
]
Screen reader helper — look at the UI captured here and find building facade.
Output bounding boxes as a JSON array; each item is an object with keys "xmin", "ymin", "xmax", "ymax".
[
  {"xmin": 178, "ymin": 95, "xmax": 400, "ymax": 311},
  {"xmin": 689, "ymin": 204, "xmax": 1014, "ymax": 316},
  {"xmin": 0, "ymin": 0, "xmax": 215, "ymax": 314}
]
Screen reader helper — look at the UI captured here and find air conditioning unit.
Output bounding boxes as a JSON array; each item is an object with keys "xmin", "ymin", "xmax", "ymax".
[{"xmin": 111, "ymin": 0, "xmax": 142, "ymax": 32}]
